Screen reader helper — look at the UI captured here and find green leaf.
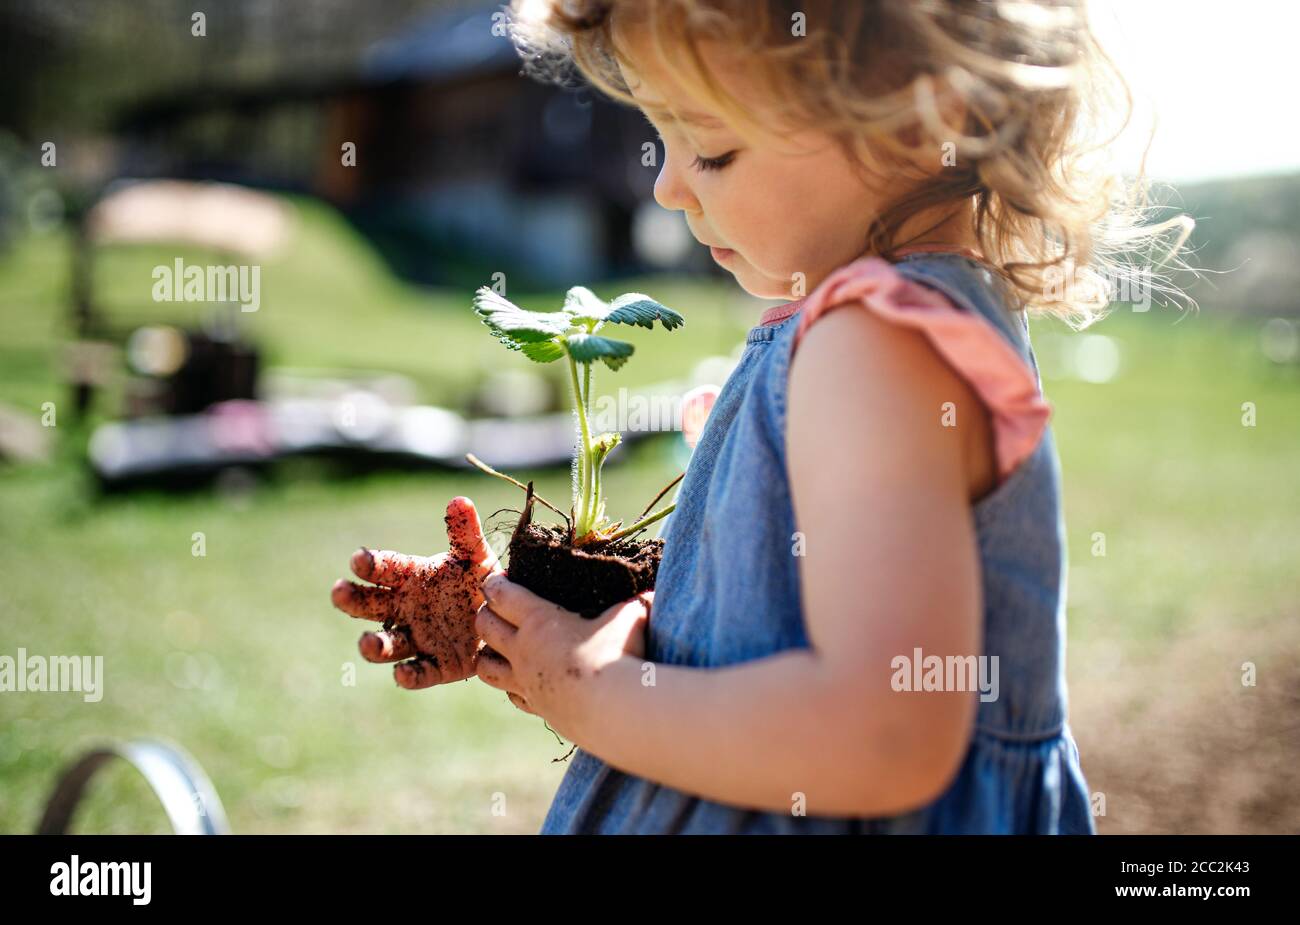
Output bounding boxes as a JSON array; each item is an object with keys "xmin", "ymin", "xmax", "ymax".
[
  {"xmin": 518, "ymin": 340, "xmax": 566, "ymax": 363},
  {"xmin": 561, "ymin": 286, "xmax": 609, "ymax": 325},
  {"xmin": 605, "ymin": 292, "xmax": 685, "ymax": 330},
  {"xmin": 472, "ymin": 287, "xmax": 573, "ymax": 343},
  {"xmin": 566, "ymin": 332, "xmax": 634, "ymax": 371},
  {"xmin": 562, "ymin": 287, "xmax": 685, "ymax": 331}
]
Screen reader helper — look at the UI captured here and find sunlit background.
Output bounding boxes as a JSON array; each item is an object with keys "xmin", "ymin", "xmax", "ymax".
[
  {"xmin": 1092, "ymin": 0, "xmax": 1300, "ymax": 182},
  {"xmin": 1, "ymin": 0, "xmax": 1296, "ymax": 835}
]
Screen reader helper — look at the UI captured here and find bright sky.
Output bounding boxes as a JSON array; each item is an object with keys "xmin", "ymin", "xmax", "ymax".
[{"xmin": 1090, "ymin": 0, "xmax": 1299, "ymax": 182}]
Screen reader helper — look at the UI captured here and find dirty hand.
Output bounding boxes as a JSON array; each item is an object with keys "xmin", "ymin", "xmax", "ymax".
[
  {"xmin": 331, "ymin": 496, "xmax": 501, "ymax": 690},
  {"xmin": 473, "ymin": 571, "xmax": 653, "ymax": 736}
]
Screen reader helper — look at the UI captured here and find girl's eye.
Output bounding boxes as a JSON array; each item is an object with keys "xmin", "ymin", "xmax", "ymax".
[{"xmin": 690, "ymin": 151, "xmax": 736, "ymax": 173}]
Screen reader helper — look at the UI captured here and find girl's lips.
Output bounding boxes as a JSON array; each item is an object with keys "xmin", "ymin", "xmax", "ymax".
[{"xmin": 710, "ymin": 245, "xmax": 735, "ymax": 261}]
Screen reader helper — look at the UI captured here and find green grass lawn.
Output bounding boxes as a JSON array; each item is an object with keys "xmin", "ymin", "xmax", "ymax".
[{"xmin": 1, "ymin": 197, "xmax": 1296, "ymax": 833}]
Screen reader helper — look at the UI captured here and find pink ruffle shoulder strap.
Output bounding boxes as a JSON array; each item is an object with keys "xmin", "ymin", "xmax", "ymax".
[{"xmin": 782, "ymin": 254, "xmax": 1052, "ymax": 485}]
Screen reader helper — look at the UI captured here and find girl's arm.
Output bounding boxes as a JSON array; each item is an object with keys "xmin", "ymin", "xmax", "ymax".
[{"xmin": 570, "ymin": 305, "xmax": 986, "ymax": 817}]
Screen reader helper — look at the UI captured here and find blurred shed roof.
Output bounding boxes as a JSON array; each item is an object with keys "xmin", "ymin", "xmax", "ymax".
[{"xmin": 363, "ymin": 0, "xmax": 519, "ymax": 84}]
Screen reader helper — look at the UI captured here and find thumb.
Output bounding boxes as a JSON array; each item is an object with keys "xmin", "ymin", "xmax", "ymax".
[{"xmin": 444, "ymin": 496, "xmax": 500, "ymax": 580}]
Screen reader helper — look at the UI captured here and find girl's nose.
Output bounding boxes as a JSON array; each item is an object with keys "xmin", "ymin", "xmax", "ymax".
[{"xmin": 653, "ymin": 150, "xmax": 699, "ymax": 214}]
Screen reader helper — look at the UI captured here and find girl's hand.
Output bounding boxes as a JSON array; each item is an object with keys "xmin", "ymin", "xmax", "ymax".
[
  {"xmin": 473, "ymin": 573, "xmax": 652, "ymax": 735},
  {"xmin": 330, "ymin": 496, "xmax": 502, "ymax": 690}
]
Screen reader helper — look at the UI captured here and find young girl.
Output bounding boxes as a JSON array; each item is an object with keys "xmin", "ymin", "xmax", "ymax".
[{"xmin": 332, "ymin": 0, "xmax": 1185, "ymax": 833}]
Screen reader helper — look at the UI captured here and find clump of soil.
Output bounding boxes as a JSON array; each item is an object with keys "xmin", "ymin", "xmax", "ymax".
[{"xmin": 506, "ymin": 484, "xmax": 663, "ymax": 618}]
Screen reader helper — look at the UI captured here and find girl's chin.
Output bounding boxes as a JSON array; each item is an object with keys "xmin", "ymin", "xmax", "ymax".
[
  {"xmin": 733, "ymin": 267, "xmax": 796, "ymax": 301},
  {"xmin": 716, "ymin": 253, "xmax": 794, "ymax": 299}
]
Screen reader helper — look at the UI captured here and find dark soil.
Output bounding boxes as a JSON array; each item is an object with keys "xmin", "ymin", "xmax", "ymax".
[{"xmin": 506, "ymin": 485, "xmax": 663, "ymax": 618}]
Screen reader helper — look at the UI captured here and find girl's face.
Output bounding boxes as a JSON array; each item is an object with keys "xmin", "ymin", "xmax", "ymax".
[{"xmin": 615, "ymin": 35, "xmax": 884, "ymax": 301}]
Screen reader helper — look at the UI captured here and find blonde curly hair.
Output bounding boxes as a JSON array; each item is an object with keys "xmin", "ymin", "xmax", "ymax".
[{"xmin": 507, "ymin": 0, "xmax": 1192, "ymax": 327}]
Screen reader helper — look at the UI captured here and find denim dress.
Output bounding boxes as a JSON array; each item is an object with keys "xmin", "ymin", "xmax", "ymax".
[{"xmin": 539, "ymin": 252, "xmax": 1096, "ymax": 834}]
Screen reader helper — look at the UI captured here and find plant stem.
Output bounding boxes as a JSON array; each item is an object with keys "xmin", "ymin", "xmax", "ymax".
[
  {"xmin": 591, "ymin": 448, "xmax": 603, "ymax": 527},
  {"xmin": 583, "ymin": 361, "xmax": 592, "ymax": 418},
  {"xmin": 603, "ymin": 503, "xmax": 675, "ymax": 543},
  {"xmin": 582, "ymin": 360, "xmax": 596, "ymax": 527},
  {"xmin": 565, "ymin": 347, "xmax": 595, "ymax": 538}
]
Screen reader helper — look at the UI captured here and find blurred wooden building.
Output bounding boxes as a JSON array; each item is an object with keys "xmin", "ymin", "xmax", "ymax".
[{"xmin": 113, "ymin": 0, "xmax": 701, "ymax": 290}]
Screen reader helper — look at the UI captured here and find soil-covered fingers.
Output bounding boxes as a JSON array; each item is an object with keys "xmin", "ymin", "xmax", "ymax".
[
  {"xmin": 358, "ymin": 627, "xmax": 415, "ymax": 663},
  {"xmin": 331, "ymin": 579, "xmax": 395, "ymax": 621},
  {"xmin": 444, "ymin": 497, "xmax": 501, "ymax": 583},
  {"xmin": 350, "ymin": 547, "xmax": 425, "ymax": 589},
  {"xmin": 393, "ymin": 655, "xmax": 454, "ymax": 690}
]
